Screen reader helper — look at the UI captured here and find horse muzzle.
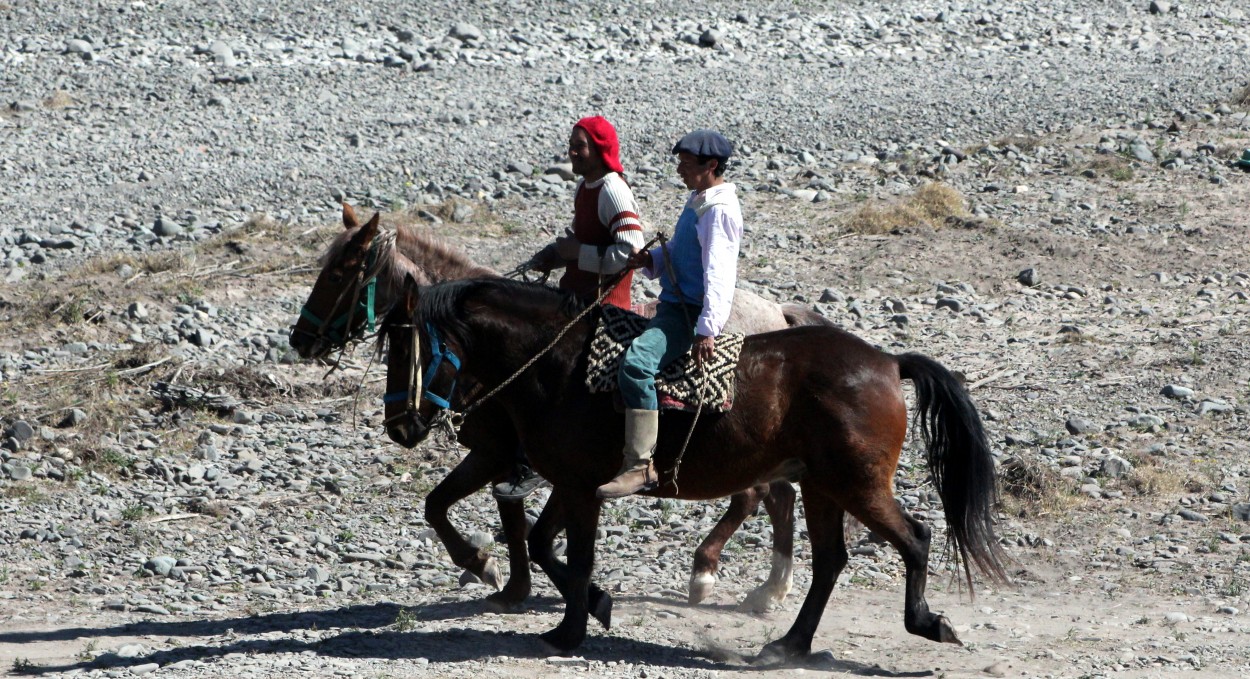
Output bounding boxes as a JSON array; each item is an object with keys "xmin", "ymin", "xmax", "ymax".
[
  {"xmin": 288, "ymin": 326, "xmax": 330, "ymax": 360},
  {"xmin": 386, "ymin": 412, "xmax": 431, "ymax": 448}
]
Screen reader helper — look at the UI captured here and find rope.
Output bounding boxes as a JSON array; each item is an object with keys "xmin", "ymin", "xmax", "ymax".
[
  {"xmin": 426, "ymin": 230, "xmax": 710, "ymax": 494},
  {"xmin": 501, "ymin": 259, "xmax": 551, "ymax": 285},
  {"xmin": 433, "ymin": 235, "xmax": 664, "ymax": 437}
]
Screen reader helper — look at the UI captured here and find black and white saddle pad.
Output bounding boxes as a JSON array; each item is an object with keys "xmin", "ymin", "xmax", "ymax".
[{"xmin": 585, "ymin": 305, "xmax": 743, "ymax": 412}]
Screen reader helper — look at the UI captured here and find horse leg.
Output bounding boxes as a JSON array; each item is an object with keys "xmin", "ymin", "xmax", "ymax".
[
  {"xmin": 855, "ymin": 499, "xmax": 960, "ymax": 644},
  {"xmin": 424, "ymin": 448, "xmax": 509, "ymax": 592},
  {"xmin": 741, "ymin": 480, "xmax": 796, "ymax": 612},
  {"xmin": 527, "ymin": 491, "xmax": 612, "ymax": 631},
  {"xmin": 756, "ymin": 483, "xmax": 847, "ymax": 665},
  {"xmin": 689, "ymin": 485, "xmax": 763, "ymax": 605},
  {"xmin": 485, "ymin": 496, "xmax": 531, "ymax": 610},
  {"xmin": 538, "ymin": 490, "xmax": 602, "ymax": 654}
]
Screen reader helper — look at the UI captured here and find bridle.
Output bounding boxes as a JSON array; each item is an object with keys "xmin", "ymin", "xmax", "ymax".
[
  {"xmin": 292, "ymin": 231, "xmax": 396, "ymax": 351},
  {"xmin": 382, "ymin": 320, "xmax": 465, "ymax": 435}
]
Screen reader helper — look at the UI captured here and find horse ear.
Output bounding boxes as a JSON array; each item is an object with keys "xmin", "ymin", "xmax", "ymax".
[
  {"xmin": 347, "ymin": 210, "xmax": 381, "ymax": 251},
  {"xmin": 342, "ymin": 203, "xmax": 359, "ymax": 230}
]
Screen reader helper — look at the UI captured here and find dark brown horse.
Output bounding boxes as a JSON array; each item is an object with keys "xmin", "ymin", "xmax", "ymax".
[
  {"xmin": 381, "ymin": 276, "xmax": 1008, "ymax": 661},
  {"xmin": 288, "ymin": 204, "xmax": 803, "ymax": 609}
]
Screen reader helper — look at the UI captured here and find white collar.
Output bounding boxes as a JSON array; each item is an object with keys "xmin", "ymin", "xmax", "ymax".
[
  {"xmin": 581, "ymin": 172, "xmax": 618, "ymax": 189},
  {"xmin": 691, "ymin": 183, "xmax": 737, "ymax": 217}
]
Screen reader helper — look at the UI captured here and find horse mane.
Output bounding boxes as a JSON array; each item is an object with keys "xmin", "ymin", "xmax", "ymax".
[
  {"xmin": 391, "ymin": 224, "xmax": 496, "ymax": 285},
  {"xmin": 417, "ymin": 278, "xmax": 587, "ymax": 354},
  {"xmin": 321, "ymin": 220, "xmax": 497, "ymax": 289}
]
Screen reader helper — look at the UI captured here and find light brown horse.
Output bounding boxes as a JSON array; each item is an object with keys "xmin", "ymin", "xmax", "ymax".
[
  {"xmin": 289, "ymin": 204, "xmax": 819, "ymax": 609},
  {"xmin": 380, "ymin": 276, "xmax": 1008, "ymax": 660}
]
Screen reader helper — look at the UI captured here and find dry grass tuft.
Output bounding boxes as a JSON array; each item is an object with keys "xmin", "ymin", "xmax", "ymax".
[
  {"xmin": 78, "ymin": 251, "xmax": 186, "ymax": 277},
  {"xmin": 910, "ymin": 183, "xmax": 966, "ymax": 221},
  {"xmin": 408, "ymin": 198, "xmax": 521, "ymax": 237},
  {"xmin": 1124, "ymin": 465, "xmax": 1183, "ymax": 496},
  {"xmin": 191, "ymin": 363, "xmax": 358, "ymax": 401},
  {"xmin": 44, "ymin": 91, "xmax": 76, "ymax": 109},
  {"xmin": 187, "ymin": 498, "xmax": 232, "ymax": 518},
  {"xmin": 1234, "ymin": 83, "xmax": 1250, "ymax": 108},
  {"xmin": 1120, "ymin": 453, "xmax": 1216, "ymax": 497},
  {"xmin": 998, "ymin": 456, "xmax": 1082, "ymax": 517},
  {"xmin": 844, "ymin": 182, "xmax": 967, "ymax": 235},
  {"xmin": 994, "ymin": 134, "xmax": 1046, "ymax": 154},
  {"xmin": 1080, "ymin": 154, "xmax": 1135, "ymax": 181}
]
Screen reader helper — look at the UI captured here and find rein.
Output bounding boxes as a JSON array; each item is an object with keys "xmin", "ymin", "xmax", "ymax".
[
  {"xmin": 406, "ymin": 235, "xmax": 663, "ymax": 437},
  {"xmin": 391, "ymin": 231, "xmax": 709, "ymax": 494},
  {"xmin": 655, "ymin": 233, "xmax": 709, "ymax": 495}
]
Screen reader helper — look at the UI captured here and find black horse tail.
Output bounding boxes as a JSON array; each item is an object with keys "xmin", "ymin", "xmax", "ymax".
[{"xmin": 897, "ymin": 352, "xmax": 1009, "ymax": 591}]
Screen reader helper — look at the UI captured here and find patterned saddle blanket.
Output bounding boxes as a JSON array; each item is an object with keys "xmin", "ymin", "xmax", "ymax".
[{"xmin": 584, "ymin": 305, "xmax": 745, "ymax": 412}]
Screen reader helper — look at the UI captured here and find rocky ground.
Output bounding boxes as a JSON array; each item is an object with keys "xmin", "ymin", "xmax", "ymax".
[{"xmin": 3, "ymin": 1, "xmax": 1250, "ymax": 677}]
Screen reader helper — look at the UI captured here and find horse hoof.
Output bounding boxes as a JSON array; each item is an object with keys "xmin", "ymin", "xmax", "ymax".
[
  {"xmin": 738, "ymin": 586, "xmax": 775, "ymax": 614},
  {"xmin": 538, "ymin": 628, "xmax": 583, "ymax": 655},
  {"xmin": 476, "ymin": 557, "xmax": 504, "ymax": 591},
  {"xmin": 937, "ymin": 615, "xmax": 963, "ymax": 646},
  {"xmin": 590, "ymin": 591, "xmax": 613, "ymax": 630},
  {"xmin": 688, "ymin": 572, "xmax": 716, "ymax": 605},
  {"xmin": 751, "ymin": 642, "xmax": 796, "ymax": 668},
  {"xmin": 484, "ymin": 590, "xmax": 526, "ymax": 613}
]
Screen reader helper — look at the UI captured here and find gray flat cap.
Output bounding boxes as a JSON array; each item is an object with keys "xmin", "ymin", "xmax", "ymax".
[{"xmin": 671, "ymin": 129, "xmax": 733, "ymax": 158}]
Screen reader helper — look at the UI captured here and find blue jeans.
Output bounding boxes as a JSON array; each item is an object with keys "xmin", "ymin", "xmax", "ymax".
[{"xmin": 619, "ymin": 302, "xmax": 700, "ymax": 410}]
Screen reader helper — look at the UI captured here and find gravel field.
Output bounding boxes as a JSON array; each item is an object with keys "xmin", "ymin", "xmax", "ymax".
[{"xmin": 3, "ymin": 1, "xmax": 1250, "ymax": 677}]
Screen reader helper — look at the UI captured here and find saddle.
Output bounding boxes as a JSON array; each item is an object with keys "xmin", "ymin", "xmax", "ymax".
[{"xmin": 584, "ymin": 305, "xmax": 744, "ymax": 412}]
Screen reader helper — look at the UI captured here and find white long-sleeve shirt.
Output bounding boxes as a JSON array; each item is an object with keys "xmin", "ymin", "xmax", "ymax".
[{"xmin": 644, "ymin": 183, "xmax": 742, "ymax": 337}]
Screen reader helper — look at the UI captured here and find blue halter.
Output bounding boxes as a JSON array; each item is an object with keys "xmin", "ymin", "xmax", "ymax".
[{"xmin": 382, "ymin": 322, "xmax": 461, "ymax": 410}]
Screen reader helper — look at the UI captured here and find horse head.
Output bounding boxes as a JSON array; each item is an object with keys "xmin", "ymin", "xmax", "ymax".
[
  {"xmin": 380, "ymin": 275, "xmax": 468, "ymax": 448},
  {"xmin": 380, "ymin": 280, "xmax": 428, "ymax": 447},
  {"xmin": 289, "ymin": 203, "xmax": 393, "ymax": 359}
]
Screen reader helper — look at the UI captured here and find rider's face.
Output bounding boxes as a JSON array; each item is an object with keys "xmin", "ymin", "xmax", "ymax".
[
  {"xmin": 568, "ymin": 128, "xmax": 603, "ymax": 177},
  {"xmin": 675, "ymin": 152, "xmax": 715, "ymax": 191}
]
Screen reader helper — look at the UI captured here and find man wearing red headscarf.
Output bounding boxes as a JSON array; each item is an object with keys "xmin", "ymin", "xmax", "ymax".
[
  {"xmin": 527, "ymin": 116, "xmax": 645, "ymax": 310},
  {"xmin": 495, "ymin": 116, "xmax": 645, "ymax": 500}
]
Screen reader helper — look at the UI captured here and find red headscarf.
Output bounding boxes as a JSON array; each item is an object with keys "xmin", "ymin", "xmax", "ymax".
[{"xmin": 573, "ymin": 116, "xmax": 625, "ymax": 175}]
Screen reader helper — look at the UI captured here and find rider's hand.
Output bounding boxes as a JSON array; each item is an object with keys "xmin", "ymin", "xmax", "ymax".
[
  {"xmin": 692, "ymin": 334, "xmax": 715, "ymax": 367},
  {"xmin": 625, "ymin": 248, "xmax": 653, "ymax": 270},
  {"xmin": 529, "ymin": 244, "xmax": 564, "ymax": 273},
  {"xmin": 555, "ymin": 228, "xmax": 581, "ymax": 260}
]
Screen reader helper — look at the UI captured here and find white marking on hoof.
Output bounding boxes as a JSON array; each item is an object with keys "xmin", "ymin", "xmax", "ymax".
[
  {"xmin": 688, "ymin": 572, "xmax": 717, "ymax": 605},
  {"xmin": 739, "ymin": 585, "xmax": 774, "ymax": 613},
  {"xmin": 477, "ymin": 557, "xmax": 504, "ymax": 591},
  {"xmin": 766, "ymin": 552, "xmax": 794, "ymax": 601},
  {"xmin": 740, "ymin": 552, "xmax": 794, "ymax": 613}
]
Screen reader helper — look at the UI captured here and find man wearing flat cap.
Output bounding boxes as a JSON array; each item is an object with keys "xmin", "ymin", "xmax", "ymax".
[
  {"xmin": 599, "ymin": 129, "xmax": 744, "ymax": 499},
  {"xmin": 494, "ymin": 116, "xmax": 646, "ymax": 500}
]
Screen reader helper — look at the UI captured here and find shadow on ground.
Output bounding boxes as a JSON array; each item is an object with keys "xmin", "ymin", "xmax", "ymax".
[{"xmin": 2, "ymin": 596, "xmax": 935, "ymax": 676}]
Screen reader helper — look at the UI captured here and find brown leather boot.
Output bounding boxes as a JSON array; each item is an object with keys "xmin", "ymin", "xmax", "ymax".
[{"xmin": 596, "ymin": 408, "xmax": 659, "ymax": 499}]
